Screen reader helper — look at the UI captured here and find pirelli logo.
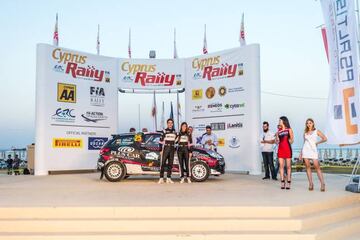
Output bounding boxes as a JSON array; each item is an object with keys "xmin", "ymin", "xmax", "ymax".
[{"xmin": 52, "ymin": 138, "xmax": 83, "ymax": 148}]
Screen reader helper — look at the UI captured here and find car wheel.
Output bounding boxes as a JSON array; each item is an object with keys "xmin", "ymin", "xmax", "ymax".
[
  {"xmin": 104, "ymin": 161, "xmax": 126, "ymax": 182},
  {"xmin": 191, "ymin": 161, "xmax": 210, "ymax": 182}
]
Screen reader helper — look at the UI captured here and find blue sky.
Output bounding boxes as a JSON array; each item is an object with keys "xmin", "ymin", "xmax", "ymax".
[{"xmin": 0, "ymin": 0, "xmax": 328, "ymax": 149}]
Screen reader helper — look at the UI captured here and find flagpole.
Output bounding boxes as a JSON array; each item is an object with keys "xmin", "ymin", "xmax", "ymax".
[
  {"xmin": 176, "ymin": 91, "xmax": 180, "ymax": 131},
  {"xmin": 138, "ymin": 103, "xmax": 141, "ymax": 132}
]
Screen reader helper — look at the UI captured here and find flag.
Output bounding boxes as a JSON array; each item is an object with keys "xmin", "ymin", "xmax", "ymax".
[
  {"xmin": 239, "ymin": 13, "xmax": 246, "ymax": 47},
  {"xmin": 96, "ymin": 24, "xmax": 100, "ymax": 55},
  {"xmin": 320, "ymin": 26, "xmax": 329, "ymax": 63},
  {"xmin": 203, "ymin": 24, "xmax": 208, "ymax": 54},
  {"xmin": 161, "ymin": 101, "xmax": 165, "ymax": 130},
  {"xmin": 151, "ymin": 91, "xmax": 157, "ymax": 131},
  {"xmin": 321, "ymin": 0, "xmax": 360, "ymax": 144},
  {"xmin": 169, "ymin": 102, "xmax": 174, "ymax": 120},
  {"xmin": 174, "ymin": 28, "xmax": 178, "ymax": 59},
  {"xmin": 128, "ymin": 28, "xmax": 132, "ymax": 58},
  {"xmin": 177, "ymin": 92, "xmax": 182, "ymax": 122},
  {"xmin": 53, "ymin": 13, "xmax": 59, "ymax": 46}
]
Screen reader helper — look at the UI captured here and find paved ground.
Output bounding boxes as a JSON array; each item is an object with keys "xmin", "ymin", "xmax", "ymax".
[{"xmin": 0, "ymin": 172, "xmax": 354, "ymax": 207}]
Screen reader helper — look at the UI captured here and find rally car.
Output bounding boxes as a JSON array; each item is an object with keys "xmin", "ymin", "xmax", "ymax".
[{"xmin": 97, "ymin": 132, "xmax": 225, "ymax": 182}]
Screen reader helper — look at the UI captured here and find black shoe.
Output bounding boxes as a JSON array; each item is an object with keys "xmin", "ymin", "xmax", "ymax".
[
  {"xmin": 262, "ymin": 177, "xmax": 270, "ymax": 180},
  {"xmin": 272, "ymin": 178, "xmax": 278, "ymax": 181}
]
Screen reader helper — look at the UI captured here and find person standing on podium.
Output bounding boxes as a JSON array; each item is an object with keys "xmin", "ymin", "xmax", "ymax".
[{"xmin": 260, "ymin": 121, "xmax": 277, "ymax": 180}]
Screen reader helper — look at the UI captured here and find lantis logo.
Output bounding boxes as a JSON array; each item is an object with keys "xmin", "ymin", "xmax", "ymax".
[{"xmin": 88, "ymin": 137, "xmax": 108, "ymax": 150}]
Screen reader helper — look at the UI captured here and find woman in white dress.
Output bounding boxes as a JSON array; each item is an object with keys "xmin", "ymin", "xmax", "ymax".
[{"xmin": 300, "ymin": 118, "xmax": 327, "ymax": 191}]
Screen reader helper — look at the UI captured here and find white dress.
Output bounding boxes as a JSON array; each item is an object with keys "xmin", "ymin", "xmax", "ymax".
[{"xmin": 301, "ymin": 130, "xmax": 318, "ymax": 159}]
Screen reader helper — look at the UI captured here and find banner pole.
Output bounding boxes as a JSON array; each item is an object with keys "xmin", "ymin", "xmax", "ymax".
[{"xmin": 176, "ymin": 91, "xmax": 180, "ymax": 131}]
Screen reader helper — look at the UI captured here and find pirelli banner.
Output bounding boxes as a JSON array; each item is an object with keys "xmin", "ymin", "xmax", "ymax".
[
  {"xmin": 35, "ymin": 44, "xmax": 118, "ymax": 175},
  {"xmin": 185, "ymin": 45, "xmax": 261, "ymax": 174}
]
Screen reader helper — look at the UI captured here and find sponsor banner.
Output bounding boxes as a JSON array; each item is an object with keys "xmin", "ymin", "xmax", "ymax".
[
  {"xmin": 185, "ymin": 45, "xmax": 261, "ymax": 174},
  {"xmin": 118, "ymin": 58, "xmax": 185, "ymax": 90},
  {"xmin": 88, "ymin": 137, "xmax": 108, "ymax": 150},
  {"xmin": 53, "ymin": 138, "xmax": 83, "ymax": 148},
  {"xmin": 35, "ymin": 44, "xmax": 118, "ymax": 175},
  {"xmin": 321, "ymin": 0, "xmax": 360, "ymax": 144}
]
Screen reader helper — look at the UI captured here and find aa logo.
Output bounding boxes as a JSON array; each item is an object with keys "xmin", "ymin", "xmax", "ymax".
[
  {"xmin": 192, "ymin": 89, "xmax": 203, "ymax": 100},
  {"xmin": 57, "ymin": 83, "xmax": 76, "ymax": 103}
]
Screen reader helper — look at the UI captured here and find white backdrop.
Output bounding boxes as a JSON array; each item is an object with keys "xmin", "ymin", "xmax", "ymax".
[
  {"xmin": 35, "ymin": 44, "xmax": 261, "ymax": 175},
  {"xmin": 185, "ymin": 45, "xmax": 261, "ymax": 174},
  {"xmin": 35, "ymin": 44, "xmax": 118, "ymax": 175}
]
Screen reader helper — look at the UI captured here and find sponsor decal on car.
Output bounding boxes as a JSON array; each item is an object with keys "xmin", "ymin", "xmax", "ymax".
[
  {"xmin": 88, "ymin": 137, "xmax": 108, "ymax": 150},
  {"xmin": 145, "ymin": 152, "xmax": 159, "ymax": 160},
  {"xmin": 57, "ymin": 83, "xmax": 76, "ymax": 103},
  {"xmin": 52, "ymin": 108, "xmax": 75, "ymax": 122},
  {"xmin": 118, "ymin": 146, "xmax": 136, "ymax": 153},
  {"xmin": 52, "ymin": 138, "xmax": 83, "ymax": 148}
]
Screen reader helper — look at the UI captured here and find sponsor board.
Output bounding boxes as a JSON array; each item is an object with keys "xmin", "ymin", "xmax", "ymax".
[
  {"xmin": 57, "ymin": 83, "xmax": 76, "ymax": 103},
  {"xmin": 192, "ymin": 105, "xmax": 205, "ymax": 112},
  {"xmin": 218, "ymin": 86, "xmax": 226, "ymax": 96},
  {"xmin": 218, "ymin": 138, "xmax": 225, "ymax": 147},
  {"xmin": 120, "ymin": 61, "xmax": 182, "ymax": 87},
  {"xmin": 208, "ymin": 102, "xmax": 223, "ymax": 112},
  {"xmin": 52, "ymin": 108, "xmax": 75, "ymax": 122},
  {"xmin": 51, "ymin": 48, "xmax": 111, "ymax": 83},
  {"xmin": 88, "ymin": 137, "xmax": 108, "ymax": 150},
  {"xmin": 52, "ymin": 138, "xmax": 83, "ymax": 148},
  {"xmin": 90, "ymin": 86, "xmax": 105, "ymax": 107},
  {"xmin": 192, "ymin": 89, "xmax": 203, "ymax": 100},
  {"xmin": 66, "ymin": 130, "xmax": 96, "ymax": 136},
  {"xmin": 227, "ymin": 122, "xmax": 243, "ymax": 128},
  {"xmin": 224, "ymin": 103, "xmax": 245, "ymax": 110},
  {"xmin": 81, "ymin": 111, "xmax": 108, "ymax": 123},
  {"xmin": 205, "ymin": 87, "xmax": 216, "ymax": 99},
  {"xmin": 229, "ymin": 136, "xmax": 240, "ymax": 148},
  {"xmin": 210, "ymin": 122, "xmax": 226, "ymax": 131}
]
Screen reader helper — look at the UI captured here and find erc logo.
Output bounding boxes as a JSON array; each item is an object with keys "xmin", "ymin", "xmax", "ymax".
[{"xmin": 57, "ymin": 83, "xmax": 76, "ymax": 103}]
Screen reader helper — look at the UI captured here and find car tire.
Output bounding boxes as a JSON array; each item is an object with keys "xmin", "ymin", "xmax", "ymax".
[
  {"xmin": 190, "ymin": 161, "xmax": 210, "ymax": 182},
  {"xmin": 104, "ymin": 161, "xmax": 126, "ymax": 182}
]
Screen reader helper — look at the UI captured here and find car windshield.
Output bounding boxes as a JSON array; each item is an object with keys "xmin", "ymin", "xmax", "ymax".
[{"xmin": 144, "ymin": 134, "xmax": 161, "ymax": 145}]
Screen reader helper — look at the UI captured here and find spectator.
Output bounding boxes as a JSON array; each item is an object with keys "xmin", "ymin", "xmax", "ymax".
[
  {"xmin": 142, "ymin": 128, "xmax": 148, "ymax": 133},
  {"xmin": 6, "ymin": 154, "xmax": 13, "ymax": 175},
  {"xmin": 201, "ymin": 126, "xmax": 218, "ymax": 151},
  {"xmin": 13, "ymin": 154, "xmax": 20, "ymax": 175},
  {"xmin": 129, "ymin": 127, "xmax": 136, "ymax": 133},
  {"xmin": 260, "ymin": 121, "xmax": 276, "ymax": 180}
]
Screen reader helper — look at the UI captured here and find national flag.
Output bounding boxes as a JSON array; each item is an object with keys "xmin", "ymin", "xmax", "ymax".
[
  {"xmin": 321, "ymin": 26, "xmax": 329, "ymax": 63},
  {"xmin": 239, "ymin": 13, "xmax": 246, "ymax": 47},
  {"xmin": 203, "ymin": 24, "xmax": 208, "ymax": 54},
  {"xmin": 161, "ymin": 101, "xmax": 165, "ymax": 130},
  {"xmin": 128, "ymin": 28, "xmax": 132, "ymax": 58},
  {"xmin": 53, "ymin": 13, "xmax": 59, "ymax": 46},
  {"xmin": 151, "ymin": 91, "xmax": 157, "ymax": 131},
  {"xmin": 169, "ymin": 102, "xmax": 174, "ymax": 120}
]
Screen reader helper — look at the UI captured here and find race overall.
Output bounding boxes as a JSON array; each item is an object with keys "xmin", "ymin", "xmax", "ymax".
[{"xmin": 160, "ymin": 128, "xmax": 177, "ymax": 178}]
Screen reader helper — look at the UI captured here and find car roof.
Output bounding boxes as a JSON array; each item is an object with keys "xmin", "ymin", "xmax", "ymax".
[{"xmin": 112, "ymin": 132, "xmax": 161, "ymax": 137}]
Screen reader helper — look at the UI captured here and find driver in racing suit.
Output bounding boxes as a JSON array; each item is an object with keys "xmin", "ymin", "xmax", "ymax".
[{"xmin": 158, "ymin": 118, "xmax": 177, "ymax": 184}]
